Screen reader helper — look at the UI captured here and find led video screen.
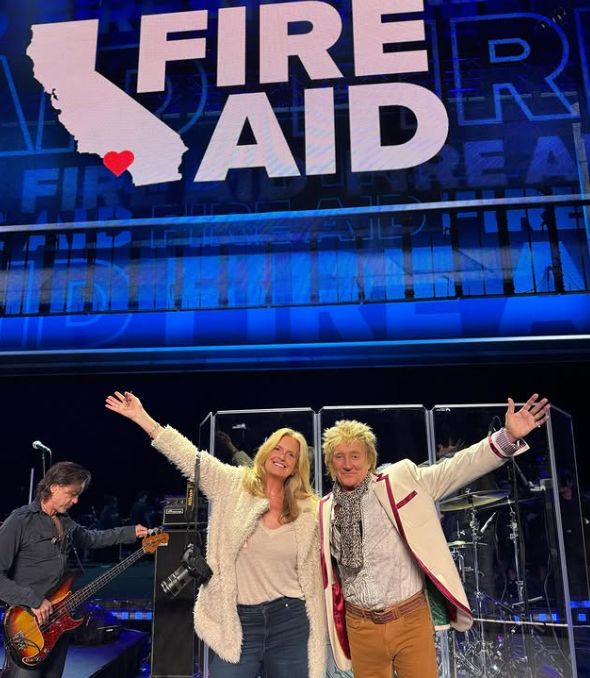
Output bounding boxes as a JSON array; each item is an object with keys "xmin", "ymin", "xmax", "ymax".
[{"xmin": 1, "ymin": 1, "xmax": 589, "ymax": 370}]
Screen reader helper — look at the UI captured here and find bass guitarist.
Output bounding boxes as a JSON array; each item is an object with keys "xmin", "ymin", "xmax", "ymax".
[{"xmin": 0, "ymin": 461, "xmax": 148, "ymax": 678}]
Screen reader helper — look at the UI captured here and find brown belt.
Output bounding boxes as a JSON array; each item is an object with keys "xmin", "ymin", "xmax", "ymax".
[{"xmin": 345, "ymin": 590, "xmax": 426, "ymax": 624}]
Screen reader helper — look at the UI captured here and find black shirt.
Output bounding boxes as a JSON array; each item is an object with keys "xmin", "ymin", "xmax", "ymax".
[{"xmin": 0, "ymin": 500, "xmax": 137, "ymax": 609}]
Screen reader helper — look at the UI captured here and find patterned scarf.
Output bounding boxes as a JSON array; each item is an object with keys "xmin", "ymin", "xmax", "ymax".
[{"xmin": 333, "ymin": 473, "xmax": 372, "ymax": 569}]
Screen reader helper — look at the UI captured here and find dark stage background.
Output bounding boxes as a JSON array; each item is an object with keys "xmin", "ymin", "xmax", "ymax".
[{"xmin": 2, "ymin": 360, "xmax": 588, "ymax": 522}]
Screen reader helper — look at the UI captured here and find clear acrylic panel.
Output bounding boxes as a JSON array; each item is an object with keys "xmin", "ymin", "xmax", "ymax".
[
  {"xmin": 194, "ymin": 403, "xmax": 584, "ymax": 678},
  {"xmin": 198, "ymin": 411, "xmax": 213, "ymax": 453},
  {"xmin": 211, "ymin": 408, "xmax": 318, "ymax": 490},
  {"xmin": 195, "ymin": 412, "xmax": 213, "ymax": 678},
  {"xmin": 198, "ymin": 407, "xmax": 318, "ymax": 678},
  {"xmin": 319, "ymin": 404, "xmax": 429, "ymax": 678},
  {"xmin": 547, "ymin": 406, "xmax": 590, "ymax": 604},
  {"xmin": 432, "ymin": 402, "xmax": 577, "ymax": 677}
]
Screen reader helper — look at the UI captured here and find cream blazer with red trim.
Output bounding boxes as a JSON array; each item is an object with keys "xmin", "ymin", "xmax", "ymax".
[{"xmin": 320, "ymin": 434, "xmax": 528, "ymax": 671}]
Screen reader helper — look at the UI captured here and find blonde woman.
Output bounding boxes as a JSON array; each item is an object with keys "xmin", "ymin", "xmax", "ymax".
[{"xmin": 105, "ymin": 391, "xmax": 326, "ymax": 678}]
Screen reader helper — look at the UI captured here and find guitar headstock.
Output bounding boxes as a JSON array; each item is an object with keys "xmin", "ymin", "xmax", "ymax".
[{"xmin": 141, "ymin": 529, "xmax": 169, "ymax": 553}]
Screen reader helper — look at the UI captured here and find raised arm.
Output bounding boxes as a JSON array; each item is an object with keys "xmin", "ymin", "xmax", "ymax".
[
  {"xmin": 105, "ymin": 391, "xmax": 162, "ymax": 439},
  {"xmin": 105, "ymin": 390, "xmax": 242, "ymax": 498},
  {"xmin": 417, "ymin": 393, "xmax": 550, "ymax": 501}
]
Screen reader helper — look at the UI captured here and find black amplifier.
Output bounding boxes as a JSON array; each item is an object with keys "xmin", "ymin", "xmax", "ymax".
[
  {"xmin": 162, "ymin": 483, "xmax": 209, "ymax": 528},
  {"xmin": 162, "ymin": 483, "xmax": 193, "ymax": 526}
]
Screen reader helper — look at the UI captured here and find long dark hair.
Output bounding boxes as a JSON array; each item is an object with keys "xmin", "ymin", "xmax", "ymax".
[{"xmin": 35, "ymin": 462, "xmax": 91, "ymax": 502}]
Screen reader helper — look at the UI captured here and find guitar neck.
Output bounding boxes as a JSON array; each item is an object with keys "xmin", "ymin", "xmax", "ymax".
[{"xmin": 62, "ymin": 544, "xmax": 147, "ymax": 612}]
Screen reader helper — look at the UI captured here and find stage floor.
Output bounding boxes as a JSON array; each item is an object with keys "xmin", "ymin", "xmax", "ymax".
[{"xmin": 2, "ymin": 609, "xmax": 588, "ymax": 676}]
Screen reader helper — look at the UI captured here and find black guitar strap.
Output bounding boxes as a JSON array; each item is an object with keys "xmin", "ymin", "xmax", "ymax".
[{"xmin": 184, "ymin": 450, "xmax": 206, "ymax": 556}]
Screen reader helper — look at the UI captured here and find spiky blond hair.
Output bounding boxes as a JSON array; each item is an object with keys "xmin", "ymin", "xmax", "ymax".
[{"xmin": 322, "ymin": 419, "xmax": 378, "ymax": 480}]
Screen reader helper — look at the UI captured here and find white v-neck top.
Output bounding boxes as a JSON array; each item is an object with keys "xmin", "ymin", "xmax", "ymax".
[{"xmin": 236, "ymin": 519, "xmax": 304, "ymax": 604}]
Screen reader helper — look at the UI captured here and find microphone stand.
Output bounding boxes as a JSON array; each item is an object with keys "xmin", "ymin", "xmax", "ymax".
[
  {"xmin": 508, "ymin": 457, "xmax": 537, "ymax": 676},
  {"xmin": 32, "ymin": 441, "xmax": 53, "ymax": 477},
  {"xmin": 29, "ymin": 440, "xmax": 53, "ymax": 503},
  {"xmin": 28, "ymin": 467, "xmax": 35, "ymax": 504},
  {"xmin": 191, "ymin": 451, "xmax": 208, "ymax": 676}
]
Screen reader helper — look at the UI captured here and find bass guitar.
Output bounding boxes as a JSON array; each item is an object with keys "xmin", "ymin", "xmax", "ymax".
[{"xmin": 3, "ymin": 530, "xmax": 168, "ymax": 669}]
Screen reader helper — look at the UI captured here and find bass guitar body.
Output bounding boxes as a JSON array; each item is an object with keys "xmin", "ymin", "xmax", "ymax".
[
  {"xmin": 4, "ymin": 574, "xmax": 82, "ymax": 668},
  {"xmin": 3, "ymin": 531, "xmax": 168, "ymax": 670}
]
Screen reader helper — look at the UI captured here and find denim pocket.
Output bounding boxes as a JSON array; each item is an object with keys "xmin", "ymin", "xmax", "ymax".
[{"xmin": 282, "ymin": 597, "xmax": 305, "ymax": 612}]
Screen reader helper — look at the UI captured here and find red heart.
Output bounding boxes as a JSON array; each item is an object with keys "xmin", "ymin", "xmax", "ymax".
[{"xmin": 103, "ymin": 150, "xmax": 135, "ymax": 176}]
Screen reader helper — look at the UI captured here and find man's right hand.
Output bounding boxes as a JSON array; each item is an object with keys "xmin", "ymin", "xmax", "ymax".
[{"xmin": 31, "ymin": 598, "xmax": 53, "ymax": 625}]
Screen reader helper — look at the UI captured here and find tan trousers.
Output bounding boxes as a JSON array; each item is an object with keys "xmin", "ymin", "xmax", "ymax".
[{"xmin": 345, "ymin": 598, "xmax": 438, "ymax": 678}]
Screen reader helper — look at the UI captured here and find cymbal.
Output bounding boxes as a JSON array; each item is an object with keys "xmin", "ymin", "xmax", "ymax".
[
  {"xmin": 439, "ymin": 489, "xmax": 509, "ymax": 511},
  {"xmin": 447, "ymin": 540, "xmax": 488, "ymax": 549},
  {"xmin": 488, "ymin": 495, "xmax": 539, "ymax": 508}
]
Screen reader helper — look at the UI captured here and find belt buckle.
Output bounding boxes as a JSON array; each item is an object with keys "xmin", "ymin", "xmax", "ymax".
[{"xmin": 370, "ymin": 608, "xmax": 392, "ymax": 624}]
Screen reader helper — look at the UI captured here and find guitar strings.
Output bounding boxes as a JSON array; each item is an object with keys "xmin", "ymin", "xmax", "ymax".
[
  {"xmin": 39, "ymin": 538, "xmax": 153, "ymax": 632},
  {"xmin": 4, "ymin": 534, "xmax": 164, "ymax": 663}
]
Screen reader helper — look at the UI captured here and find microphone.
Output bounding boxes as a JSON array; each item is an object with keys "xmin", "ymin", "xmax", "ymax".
[
  {"xmin": 479, "ymin": 511, "xmax": 497, "ymax": 536},
  {"xmin": 32, "ymin": 440, "xmax": 52, "ymax": 455},
  {"xmin": 536, "ymin": 478, "xmax": 553, "ymax": 492},
  {"xmin": 512, "ymin": 459, "xmax": 541, "ymax": 492}
]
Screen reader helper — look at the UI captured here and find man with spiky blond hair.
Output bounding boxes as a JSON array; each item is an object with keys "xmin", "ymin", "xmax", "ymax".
[{"xmin": 319, "ymin": 394, "xmax": 550, "ymax": 678}]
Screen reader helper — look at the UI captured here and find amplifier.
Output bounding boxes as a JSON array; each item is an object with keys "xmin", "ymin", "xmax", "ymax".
[
  {"xmin": 162, "ymin": 483, "xmax": 208, "ymax": 528},
  {"xmin": 151, "ymin": 527, "xmax": 197, "ymax": 678},
  {"xmin": 162, "ymin": 484, "xmax": 192, "ymax": 526},
  {"xmin": 162, "ymin": 498, "xmax": 187, "ymax": 525}
]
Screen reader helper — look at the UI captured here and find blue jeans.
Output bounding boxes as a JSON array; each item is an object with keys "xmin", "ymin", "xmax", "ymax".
[{"xmin": 209, "ymin": 596, "xmax": 309, "ymax": 678}]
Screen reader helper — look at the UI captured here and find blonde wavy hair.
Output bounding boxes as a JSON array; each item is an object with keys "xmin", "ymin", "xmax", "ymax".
[
  {"xmin": 322, "ymin": 419, "xmax": 378, "ymax": 480},
  {"xmin": 242, "ymin": 427, "xmax": 317, "ymax": 523}
]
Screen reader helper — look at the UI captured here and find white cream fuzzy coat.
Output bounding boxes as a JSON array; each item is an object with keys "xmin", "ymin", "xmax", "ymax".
[{"xmin": 153, "ymin": 426, "xmax": 327, "ymax": 678}]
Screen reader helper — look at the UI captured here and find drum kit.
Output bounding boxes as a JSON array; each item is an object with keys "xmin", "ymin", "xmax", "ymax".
[{"xmin": 438, "ymin": 487, "xmax": 569, "ymax": 678}]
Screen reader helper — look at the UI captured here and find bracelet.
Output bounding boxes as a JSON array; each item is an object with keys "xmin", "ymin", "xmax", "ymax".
[{"xmin": 148, "ymin": 422, "xmax": 161, "ymax": 439}]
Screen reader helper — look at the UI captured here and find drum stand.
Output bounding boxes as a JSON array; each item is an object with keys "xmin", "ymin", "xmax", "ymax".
[
  {"xmin": 489, "ymin": 500, "xmax": 535, "ymax": 677},
  {"xmin": 440, "ymin": 486, "xmax": 571, "ymax": 677},
  {"xmin": 453, "ymin": 504, "xmax": 502, "ymax": 678},
  {"xmin": 443, "ymin": 480, "xmax": 573, "ymax": 678},
  {"xmin": 469, "ymin": 506, "xmax": 494, "ymax": 677},
  {"xmin": 507, "ymin": 503, "xmax": 526, "ymax": 612},
  {"xmin": 481, "ymin": 498, "xmax": 565, "ymax": 678},
  {"xmin": 504, "ymin": 500, "xmax": 558, "ymax": 678},
  {"xmin": 460, "ymin": 502, "xmax": 539, "ymax": 677}
]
